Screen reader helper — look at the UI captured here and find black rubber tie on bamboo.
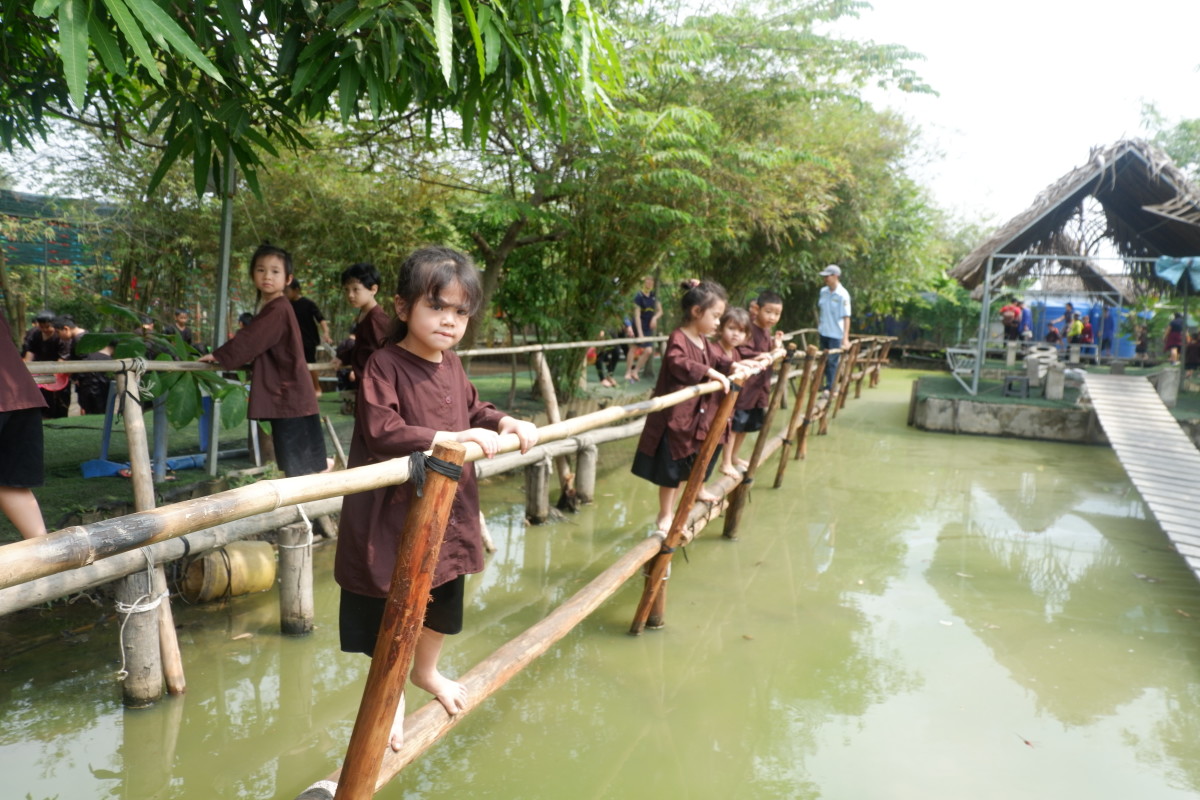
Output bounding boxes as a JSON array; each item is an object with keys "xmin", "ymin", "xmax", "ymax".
[{"xmin": 409, "ymin": 451, "xmax": 464, "ymax": 497}]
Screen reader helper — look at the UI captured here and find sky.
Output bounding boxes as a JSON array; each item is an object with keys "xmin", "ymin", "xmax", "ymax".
[{"xmin": 830, "ymin": 0, "xmax": 1200, "ymax": 224}]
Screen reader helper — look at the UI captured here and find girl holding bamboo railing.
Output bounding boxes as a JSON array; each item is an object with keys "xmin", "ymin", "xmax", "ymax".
[
  {"xmin": 199, "ymin": 243, "xmax": 329, "ymax": 478},
  {"xmin": 335, "ymin": 247, "xmax": 538, "ymax": 752},
  {"xmin": 631, "ymin": 280, "xmax": 765, "ymax": 534}
]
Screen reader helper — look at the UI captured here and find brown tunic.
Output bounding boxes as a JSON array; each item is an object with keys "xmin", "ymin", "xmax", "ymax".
[
  {"xmin": 210, "ymin": 296, "xmax": 318, "ymax": 419},
  {"xmin": 735, "ymin": 322, "xmax": 773, "ymax": 410},
  {"xmin": 335, "ymin": 345, "xmax": 508, "ymax": 596},
  {"xmin": 1, "ymin": 312, "xmax": 47, "ymax": 413},
  {"xmin": 350, "ymin": 303, "xmax": 392, "ymax": 379},
  {"xmin": 636, "ymin": 328, "xmax": 732, "ymax": 462}
]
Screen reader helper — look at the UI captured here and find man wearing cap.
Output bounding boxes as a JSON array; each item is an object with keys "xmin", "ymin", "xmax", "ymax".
[{"xmin": 817, "ymin": 264, "xmax": 851, "ymax": 394}]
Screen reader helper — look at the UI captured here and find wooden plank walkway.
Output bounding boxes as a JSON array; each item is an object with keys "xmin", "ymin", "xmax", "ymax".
[{"xmin": 1084, "ymin": 373, "xmax": 1200, "ymax": 578}]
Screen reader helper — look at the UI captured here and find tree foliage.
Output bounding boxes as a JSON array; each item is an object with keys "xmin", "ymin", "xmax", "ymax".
[{"xmin": 2, "ymin": 0, "xmax": 617, "ymax": 197}]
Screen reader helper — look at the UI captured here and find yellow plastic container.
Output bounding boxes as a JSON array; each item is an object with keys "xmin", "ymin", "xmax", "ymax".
[{"xmin": 181, "ymin": 541, "xmax": 277, "ymax": 603}]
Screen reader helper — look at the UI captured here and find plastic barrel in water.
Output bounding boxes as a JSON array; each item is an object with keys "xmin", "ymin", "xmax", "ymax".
[{"xmin": 181, "ymin": 541, "xmax": 277, "ymax": 603}]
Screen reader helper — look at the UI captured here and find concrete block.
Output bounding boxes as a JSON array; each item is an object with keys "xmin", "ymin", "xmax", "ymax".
[
  {"xmin": 1045, "ymin": 364, "xmax": 1065, "ymax": 401},
  {"xmin": 1157, "ymin": 367, "xmax": 1181, "ymax": 408}
]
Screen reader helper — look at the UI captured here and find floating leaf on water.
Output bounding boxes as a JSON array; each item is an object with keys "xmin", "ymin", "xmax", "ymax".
[
  {"xmin": 231, "ymin": 632, "xmax": 253, "ymax": 641},
  {"xmin": 939, "ymin": 620, "xmax": 953, "ymax": 626},
  {"xmin": 955, "ymin": 572, "xmax": 974, "ymax": 578}
]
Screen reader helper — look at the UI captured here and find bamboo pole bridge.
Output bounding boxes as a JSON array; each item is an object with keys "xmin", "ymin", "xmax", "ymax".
[{"xmin": 8, "ymin": 333, "xmax": 895, "ymax": 798}]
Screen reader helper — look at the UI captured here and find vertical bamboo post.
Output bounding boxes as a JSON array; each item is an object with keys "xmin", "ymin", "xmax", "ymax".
[
  {"xmin": 524, "ymin": 455, "xmax": 552, "ymax": 524},
  {"xmin": 630, "ymin": 382, "xmax": 741, "ymax": 635},
  {"xmin": 152, "ymin": 395, "xmax": 168, "ymax": 483},
  {"xmin": 278, "ymin": 521, "xmax": 314, "ymax": 636},
  {"xmin": 575, "ymin": 442, "xmax": 598, "ymax": 505},
  {"xmin": 872, "ymin": 338, "xmax": 893, "ymax": 387},
  {"xmin": 722, "ymin": 347, "xmax": 792, "ymax": 540},
  {"xmin": 832, "ymin": 340, "xmax": 861, "ymax": 417},
  {"xmin": 796, "ymin": 351, "xmax": 827, "ymax": 460},
  {"xmin": 531, "ymin": 351, "xmax": 576, "ymax": 510},
  {"xmin": 114, "ymin": 370, "xmax": 176, "ymax": 704},
  {"xmin": 334, "ymin": 441, "xmax": 467, "ymax": 800},
  {"xmin": 774, "ymin": 346, "xmax": 817, "ymax": 487}
]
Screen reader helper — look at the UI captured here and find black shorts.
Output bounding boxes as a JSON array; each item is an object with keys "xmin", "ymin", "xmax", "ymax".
[
  {"xmin": 339, "ymin": 576, "xmax": 466, "ymax": 655},
  {"xmin": 266, "ymin": 415, "xmax": 327, "ymax": 477},
  {"xmin": 631, "ymin": 433, "xmax": 721, "ymax": 489},
  {"xmin": 0, "ymin": 407, "xmax": 44, "ymax": 488},
  {"xmin": 731, "ymin": 407, "xmax": 766, "ymax": 434}
]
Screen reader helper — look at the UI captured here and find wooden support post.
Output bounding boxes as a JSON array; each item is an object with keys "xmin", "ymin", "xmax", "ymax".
[
  {"xmin": 775, "ymin": 347, "xmax": 817, "ymax": 487},
  {"xmin": 871, "ymin": 338, "xmax": 893, "ymax": 387},
  {"xmin": 630, "ymin": 382, "xmax": 741, "ymax": 635},
  {"xmin": 796, "ymin": 351, "xmax": 827, "ymax": 460},
  {"xmin": 278, "ymin": 521, "xmax": 314, "ymax": 636},
  {"xmin": 323, "ymin": 415, "xmax": 347, "ymax": 470},
  {"xmin": 832, "ymin": 339, "xmax": 861, "ymax": 417},
  {"xmin": 524, "ymin": 455, "xmax": 552, "ymax": 525},
  {"xmin": 113, "ymin": 370, "xmax": 182, "ymax": 705},
  {"xmin": 335, "ymin": 441, "xmax": 467, "ymax": 800},
  {"xmin": 531, "ymin": 352, "xmax": 577, "ymax": 511},
  {"xmin": 723, "ymin": 347, "xmax": 793, "ymax": 539},
  {"xmin": 575, "ymin": 442, "xmax": 598, "ymax": 505}
]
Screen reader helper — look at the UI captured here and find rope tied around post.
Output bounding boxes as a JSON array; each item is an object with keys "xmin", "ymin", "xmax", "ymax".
[
  {"xmin": 277, "ymin": 503, "xmax": 316, "ymax": 550},
  {"xmin": 409, "ymin": 451, "xmax": 465, "ymax": 497},
  {"xmin": 114, "ymin": 550, "xmax": 166, "ymax": 680}
]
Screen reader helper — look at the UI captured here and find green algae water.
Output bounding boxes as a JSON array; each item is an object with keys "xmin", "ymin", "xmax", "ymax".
[{"xmin": 5, "ymin": 369, "xmax": 1200, "ymax": 799}]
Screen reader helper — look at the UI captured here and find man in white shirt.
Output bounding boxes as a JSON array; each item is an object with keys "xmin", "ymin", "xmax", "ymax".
[{"xmin": 817, "ymin": 264, "xmax": 851, "ymax": 394}]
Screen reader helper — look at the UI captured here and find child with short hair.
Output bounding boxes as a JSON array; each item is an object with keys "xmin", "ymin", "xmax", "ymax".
[
  {"xmin": 199, "ymin": 243, "xmax": 328, "ymax": 477},
  {"xmin": 335, "ymin": 246, "xmax": 538, "ymax": 751},
  {"xmin": 632, "ymin": 280, "xmax": 748, "ymax": 533},
  {"xmin": 727, "ymin": 291, "xmax": 784, "ymax": 470},
  {"xmin": 338, "ymin": 261, "xmax": 391, "ymax": 385}
]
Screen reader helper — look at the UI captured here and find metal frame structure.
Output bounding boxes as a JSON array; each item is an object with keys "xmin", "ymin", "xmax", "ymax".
[{"xmin": 954, "ymin": 253, "xmax": 1158, "ymax": 395}]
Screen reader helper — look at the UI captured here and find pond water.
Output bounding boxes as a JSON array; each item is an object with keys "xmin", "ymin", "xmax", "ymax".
[{"xmin": 4, "ymin": 369, "xmax": 1200, "ymax": 799}]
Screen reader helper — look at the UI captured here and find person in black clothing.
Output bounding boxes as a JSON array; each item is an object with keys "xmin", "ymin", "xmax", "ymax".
[
  {"xmin": 76, "ymin": 336, "xmax": 117, "ymax": 415},
  {"xmin": 286, "ymin": 278, "xmax": 331, "ymax": 394},
  {"xmin": 163, "ymin": 308, "xmax": 198, "ymax": 351},
  {"xmin": 285, "ymin": 279, "xmax": 331, "ymax": 362},
  {"xmin": 22, "ymin": 311, "xmax": 69, "ymax": 418}
]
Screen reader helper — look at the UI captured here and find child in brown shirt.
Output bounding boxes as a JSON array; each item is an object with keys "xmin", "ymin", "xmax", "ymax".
[
  {"xmin": 200, "ymin": 243, "xmax": 328, "ymax": 477},
  {"xmin": 335, "ymin": 246, "xmax": 538, "ymax": 751}
]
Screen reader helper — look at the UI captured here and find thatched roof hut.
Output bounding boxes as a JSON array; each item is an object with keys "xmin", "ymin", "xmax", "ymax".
[{"xmin": 950, "ymin": 139, "xmax": 1200, "ymax": 294}]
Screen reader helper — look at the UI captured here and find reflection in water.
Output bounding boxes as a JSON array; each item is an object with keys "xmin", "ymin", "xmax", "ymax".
[{"xmin": 4, "ymin": 371, "xmax": 1200, "ymax": 798}]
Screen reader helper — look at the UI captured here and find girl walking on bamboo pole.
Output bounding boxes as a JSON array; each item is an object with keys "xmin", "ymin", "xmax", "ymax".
[
  {"xmin": 631, "ymin": 280, "xmax": 758, "ymax": 534},
  {"xmin": 334, "ymin": 247, "xmax": 538, "ymax": 751}
]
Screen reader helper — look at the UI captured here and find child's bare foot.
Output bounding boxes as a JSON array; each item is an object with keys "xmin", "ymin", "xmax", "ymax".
[
  {"xmin": 721, "ymin": 463, "xmax": 741, "ymax": 480},
  {"xmin": 389, "ymin": 692, "xmax": 406, "ymax": 751},
  {"xmin": 734, "ymin": 458, "xmax": 749, "ymax": 469},
  {"xmin": 654, "ymin": 516, "xmax": 672, "ymax": 533},
  {"xmin": 411, "ymin": 669, "xmax": 468, "ymax": 716},
  {"xmin": 697, "ymin": 489, "xmax": 719, "ymax": 503}
]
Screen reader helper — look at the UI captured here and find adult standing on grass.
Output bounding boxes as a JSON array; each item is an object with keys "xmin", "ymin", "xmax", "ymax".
[
  {"xmin": 626, "ymin": 275, "xmax": 662, "ymax": 383},
  {"xmin": 0, "ymin": 308, "xmax": 47, "ymax": 538},
  {"xmin": 817, "ymin": 264, "xmax": 851, "ymax": 396},
  {"xmin": 286, "ymin": 277, "xmax": 332, "ymax": 394}
]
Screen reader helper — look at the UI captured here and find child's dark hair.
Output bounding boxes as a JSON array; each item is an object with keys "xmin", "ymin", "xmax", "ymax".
[
  {"xmin": 679, "ymin": 279, "xmax": 727, "ymax": 320},
  {"xmin": 391, "ymin": 246, "xmax": 483, "ymax": 343},
  {"xmin": 248, "ymin": 242, "xmax": 293, "ymax": 280},
  {"xmin": 756, "ymin": 290, "xmax": 783, "ymax": 307},
  {"xmin": 341, "ymin": 262, "xmax": 382, "ymax": 291},
  {"xmin": 719, "ymin": 306, "xmax": 750, "ymax": 332}
]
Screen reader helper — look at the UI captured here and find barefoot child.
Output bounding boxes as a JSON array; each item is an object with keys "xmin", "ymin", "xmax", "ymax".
[
  {"xmin": 727, "ymin": 291, "xmax": 784, "ymax": 470},
  {"xmin": 631, "ymin": 280, "xmax": 743, "ymax": 533},
  {"xmin": 335, "ymin": 246, "xmax": 538, "ymax": 751},
  {"xmin": 714, "ymin": 307, "xmax": 751, "ymax": 480},
  {"xmin": 338, "ymin": 261, "xmax": 391, "ymax": 386},
  {"xmin": 200, "ymin": 243, "xmax": 328, "ymax": 477}
]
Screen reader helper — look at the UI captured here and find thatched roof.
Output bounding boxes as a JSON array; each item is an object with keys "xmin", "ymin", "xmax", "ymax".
[{"xmin": 950, "ymin": 139, "xmax": 1200, "ymax": 291}]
